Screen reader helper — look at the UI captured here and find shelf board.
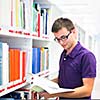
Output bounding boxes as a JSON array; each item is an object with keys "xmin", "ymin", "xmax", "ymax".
[
  {"xmin": 32, "ymin": 36, "xmax": 50, "ymax": 42},
  {"xmin": 0, "ymin": 81, "xmax": 28, "ymax": 97},
  {"xmin": 36, "ymin": 69, "xmax": 49, "ymax": 77},
  {"xmin": 0, "ymin": 30, "xmax": 51, "ymax": 42},
  {"xmin": 0, "ymin": 31, "xmax": 32, "ymax": 39}
]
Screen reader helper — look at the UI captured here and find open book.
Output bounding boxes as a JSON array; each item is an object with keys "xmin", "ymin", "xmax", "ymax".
[{"xmin": 28, "ymin": 73, "xmax": 74, "ymax": 94}]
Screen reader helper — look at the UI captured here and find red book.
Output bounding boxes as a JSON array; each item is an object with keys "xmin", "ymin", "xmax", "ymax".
[
  {"xmin": 22, "ymin": 51, "xmax": 26, "ymax": 80},
  {"xmin": 37, "ymin": 12, "xmax": 40, "ymax": 37}
]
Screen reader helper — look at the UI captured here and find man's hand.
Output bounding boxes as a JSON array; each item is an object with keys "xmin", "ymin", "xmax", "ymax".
[{"xmin": 39, "ymin": 91, "xmax": 53, "ymax": 99}]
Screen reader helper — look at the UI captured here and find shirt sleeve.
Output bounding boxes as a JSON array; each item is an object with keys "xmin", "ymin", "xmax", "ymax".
[{"xmin": 81, "ymin": 52, "xmax": 96, "ymax": 78}]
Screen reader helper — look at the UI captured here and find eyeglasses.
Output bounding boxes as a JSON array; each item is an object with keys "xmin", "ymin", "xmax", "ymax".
[{"xmin": 54, "ymin": 32, "xmax": 71, "ymax": 42}]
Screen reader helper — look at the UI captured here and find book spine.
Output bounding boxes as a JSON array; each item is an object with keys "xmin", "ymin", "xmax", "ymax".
[
  {"xmin": 32, "ymin": 48, "xmax": 40, "ymax": 74},
  {"xmin": 2, "ymin": 43, "xmax": 9, "ymax": 85},
  {"xmin": 14, "ymin": 49, "xmax": 20, "ymax": 83},
  {"xmin": 22, "ymin": 50, "xmax": 26, "ymax": 81},
  {"xmin": 0, "ymin": 42, "xmax": 9, "ymax": 85}
]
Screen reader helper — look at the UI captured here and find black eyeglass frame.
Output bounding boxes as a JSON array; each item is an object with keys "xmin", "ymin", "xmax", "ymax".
[{"xmin": 54, "ymin": 32, "xmax": 71, "ymax": 42}]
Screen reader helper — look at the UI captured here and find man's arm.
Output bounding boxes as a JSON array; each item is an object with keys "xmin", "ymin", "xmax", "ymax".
[
  {"xmin": 51, "ymin": 77, "xmax": 58, "ymax": 83},
  {"xmin": 39, "ymin": 78, "xmax": 95, "ymax": 99}
]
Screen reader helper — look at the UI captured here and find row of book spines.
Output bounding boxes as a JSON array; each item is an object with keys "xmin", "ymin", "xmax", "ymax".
[
  {"xmin": 0, "ymin": 42, "xmax": 27, "ymax": 86},
  {"xmin": 0, "ymin": 90, "xmax": 38, "ymax": 100},
  {"xmin": 0, "ymin": 91, "xmax": 30, "ymax": 100},
  {"xmin": 32, "ymin": 47, "xmax": 49, "ymax": 74},
  {"xmin": 32, "ymin": 2, "xmax": 50, "ymax": 37},
  {"xmin": 9, "ymin": 48, "xmax": 26, "ymax": 82},
  {"xmin": 0, "ymin": 0, "xmax": 50, "ymax": 38}
]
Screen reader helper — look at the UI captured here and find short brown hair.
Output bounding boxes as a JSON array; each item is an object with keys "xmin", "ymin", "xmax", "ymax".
[{"xmin": 51, "ymin": 17, "xmax": 75, "ymax": 33}]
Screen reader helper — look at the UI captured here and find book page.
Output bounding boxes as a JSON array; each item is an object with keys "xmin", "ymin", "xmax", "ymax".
[{"xmin": 29, "ymin": 74, "xmax": 74, "ymax": 94}]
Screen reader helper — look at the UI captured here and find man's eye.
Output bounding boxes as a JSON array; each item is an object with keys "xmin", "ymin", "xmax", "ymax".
[{"xmin": 61, "ymin": 36, "xmax": 66, "ymax": 39}]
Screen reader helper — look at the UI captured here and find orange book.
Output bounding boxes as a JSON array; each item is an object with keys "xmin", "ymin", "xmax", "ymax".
[
  {"xmin": 22, "ymin": 51, "xmax": 26, "ymax": 80},
  {"xmin": 14, "ymin": 49, "xmax": 20, "ymax": 81},
  {"xmin": 9, "ymin": 49, "xmax": 15, "ymax": 82}
]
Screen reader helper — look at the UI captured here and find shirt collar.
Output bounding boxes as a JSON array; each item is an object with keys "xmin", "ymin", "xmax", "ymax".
[{"xmin": 68, "ymin": 41, "xmax": 82, "ymax": 58}]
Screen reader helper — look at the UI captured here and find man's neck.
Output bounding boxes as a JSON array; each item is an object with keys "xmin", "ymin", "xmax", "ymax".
[{"xmin": 67, "ymin": 41, "xmax": 78, "ymax": 55}]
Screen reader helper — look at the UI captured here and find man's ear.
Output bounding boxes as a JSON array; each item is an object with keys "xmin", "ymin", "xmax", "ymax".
[
  {"xmin": 71, "ymin": 27, "xmax": 78, "ymax": 39},
  {"xmin": 71, "ymin": 27, "xmax": 77, "ymax": 34},
  {"xmin": 71, "ymin": 27, "xmax": 78, "ymax": 35}
]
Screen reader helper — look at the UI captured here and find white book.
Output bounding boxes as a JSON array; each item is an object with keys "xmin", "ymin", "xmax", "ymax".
[
  {"xmin": 40, "ymin": 15, "xmax": 43, "ymax": 37},
  {"xmin": 26, "ymin": 0, "xmax": 33, "ymax": 33},
  {"xmin": 20, "ymin": 50, "xmax": 26, "ymax": 81},
  {"xmin": 12, "ymin": 0, "xmax": 16, "ymax": 27},
  {"xmin": 1, "ymin": 42, "xmax": 9, "ymax": 85},
  {"xmin": 27, "ymin": 73, "xmax": 74, "ymax": 94},
  {"xmin": 44, "ymin": 48, "xmax": 49, "ymax": 70},
  {"xmin": 0, "ymin": 0, "xmax": 11, "ymax": 27}
]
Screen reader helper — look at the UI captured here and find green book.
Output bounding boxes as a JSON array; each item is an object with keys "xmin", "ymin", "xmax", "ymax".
[{"xmin": 31, "ymin": 85, "xmax": 44, "ymax": 93}]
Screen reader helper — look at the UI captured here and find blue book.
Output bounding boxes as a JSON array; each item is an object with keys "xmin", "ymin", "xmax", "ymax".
[
  {"xmin": 0, "ymin": 42, "xmax": 9, "ymax": 85},
  {"xmin": 45, "ymin": 10, "xmax": 48, "ymax": 35},
  {"xmin": 32, "ymin": 47, "xmax": 40, "ymax": 74},
  {"xmin": 0, "ymin": 92, "xmax": 21, "ymax": 99},
  {"xmin": 0, "ymin": 98, "xmax": 14, "ymax": 100}
]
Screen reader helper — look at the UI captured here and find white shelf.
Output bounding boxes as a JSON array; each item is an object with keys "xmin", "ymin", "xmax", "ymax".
[
  {"xmin": 0, "ymin": 81, "xmax": 28, "ymax": 97},
  {"xmin": 0, "ymin": 30, "xmax": 51, "ymax": 42},
  {"xmin": 0, "ymin": 28, "xmax": 51, "ymax": 97},
  {"xmin": 0, "ymin": 0, "xmax": 62, "ymax": 98},
  {"xmin": 32, "ymin": 36, "xmax": 50, "ymax": 42},
  {"xmin": 0, "ymin": 30, "xmax": 32, "ymax": 39},
  {"xmin": 35, "ymin": 69, "xmax": 49, "ymax": 77},
  {"xmin": 0, "ymin": 29, "xmax": 32, "ymax": 97}
]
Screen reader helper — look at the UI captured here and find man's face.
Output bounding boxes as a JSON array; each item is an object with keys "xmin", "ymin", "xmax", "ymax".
[{"xmin": 54, "ymin": 27, "xmax": 75, "ymax": 51}]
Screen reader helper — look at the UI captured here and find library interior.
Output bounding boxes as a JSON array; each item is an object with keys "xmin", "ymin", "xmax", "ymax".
[{"xmin": 0, "ymin": 0, "xmax": 100, "ymax": 99}]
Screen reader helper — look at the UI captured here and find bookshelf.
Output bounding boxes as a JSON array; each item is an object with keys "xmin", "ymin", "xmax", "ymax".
[
  {"xmin": 0, "ymin": 29, "xmax": 32, "ymax": 97},
  {"xmin": 0, "ymin": 0, "xmax": 63, "ymax": 99},
  {"xmin": 0, "ymin": 0, "xmax": 97, "ymax": 99}
]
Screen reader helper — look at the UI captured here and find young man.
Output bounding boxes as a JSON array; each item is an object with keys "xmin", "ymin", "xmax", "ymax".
[{"xmin": 39, "ymin": 18, "xmax": 96, "ymax": 100}]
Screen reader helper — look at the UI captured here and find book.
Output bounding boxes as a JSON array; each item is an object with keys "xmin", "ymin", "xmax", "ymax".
[
  {"xmin": 9, "ymin": 49, "xmax": 15, "ymax": 82},
  {"xmin": 22, "ymin": 50, "xmax": 26, "ymax": 81},
  {"xmin": 9, "ymin": 48, "xmax": 21, "ymax": 83},
  {"xmin": 32, "ymin": 47, "xmax": 41, "ymax": 74},
  {"xmin": 19, "ymin": 50, "xmax": 26, "ymax": 81},
  {"xmin": 0, "ymin": 42, "xmax": 9, "ymax": 85},
  {"xmin": 0, "ymin": 0, "xmax": 11, "ymax": 27},
  {"xmin": 40, "ymin": 47, "xmax": 44, "ymax": 71},
  {"xmin": 0, "ymin": 98, "xmax": 14, "ymax": 100},
  {"xmin": 34, "ymin": 2, "xmax": 41, "ymax": 37},
  {"xmin": 32, "ymin": 3, "xmax": 38, "ymax": 33},
  {"xmin": 44, "ymin": 47, "xmax": 49, "ymax": 70},
  {"xmin": 14, "ymin": 49, "xmax": 20, "ymax": 81},
  {"xmin": 28, "ymin": 73, "xmax": 74, "ymax": 94},
  {"xmin": 0, "ymin": 91, "xmax": 22, "ymax": 99}
]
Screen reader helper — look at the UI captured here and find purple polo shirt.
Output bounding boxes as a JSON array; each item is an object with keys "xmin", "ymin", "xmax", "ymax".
[{"xmin": 58, "ymin": 42, "xmax": 96, "ymax": 99}]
